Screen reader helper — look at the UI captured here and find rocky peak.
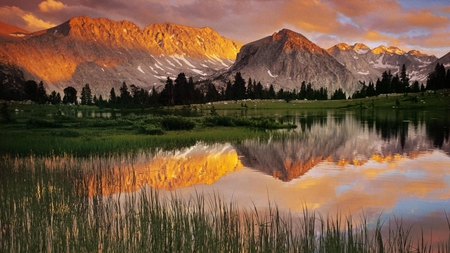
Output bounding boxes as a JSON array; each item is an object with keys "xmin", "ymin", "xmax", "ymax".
[
  {"xmin": 327, "ymin": 43, "xmax": 353, "ymax": 55},
  {"xmin": 45, "ymin": 15, "xmax": 144, "ymax": 49},
  {"xmin": 386, "ymin": 46, "xmax": 405, "ymax": 55},
  {"xmin": 371, "ymin": 45, "xmax": 388, "ymax": 55},
  {"xmin": 0, "ymin": 21, "xmax": 29, "ymax": 35},
  {"xmin": 144, "ymin": 22, "xmax": 242, "ymax": 59},
  {"xmin": 371, "ymin": 45, "xmax": 406, "ymax": 55},
  {"xmin": 225, "ymin": 28, "xmax": 358, "ymax": 96},
  {"xmin": 408, "ymin": 49, "xmax": 430, "ymax": 57},
  {"xmin": 352, "ymin": 43, "xmax": 370, "ymax": 54},
  {"xmin": 266, "ymin": 28, "xmax": 328, "ymax": 54}
]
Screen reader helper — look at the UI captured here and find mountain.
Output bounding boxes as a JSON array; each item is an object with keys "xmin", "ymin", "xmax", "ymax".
[
  {"xmin": 0, "ymin": 21, "xmax": 29, "ymax": 42},
  {"xmin": 327, "ymin": 43, "xmax": 382, "ymax": 83},
  {"xmin": 417, "ymin": 51, "xmax": 450, "ymax": 81},
  {"xmin": 218, "ymin": 29, "xmax": 359, "ymax": 95},
  {"xmin": 1, "ymin": 16, "xmax": 448, "ymax": 99},
  {"xmin": 0, "ymin": 16, "xmax": 242, "ymax": 96},
  {"xmin": 328, "ymin": 43, "xmax": 438, "ymax": 83}
]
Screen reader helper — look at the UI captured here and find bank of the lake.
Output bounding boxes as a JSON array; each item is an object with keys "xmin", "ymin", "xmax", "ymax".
[{"xmin": 1, "ymin": 90, "xmax": 449, "ymax": 156}]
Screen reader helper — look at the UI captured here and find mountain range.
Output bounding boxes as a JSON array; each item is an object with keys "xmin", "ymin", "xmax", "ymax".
[{"xmin": 0, "ymin": 15, "xmax": 449, "ymax": 98}]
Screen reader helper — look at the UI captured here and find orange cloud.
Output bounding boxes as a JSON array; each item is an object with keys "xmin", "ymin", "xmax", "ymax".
[
  {"xmin": 281, "ymin": 0, "xmax": 339, "ymax": 33},
  {"xmin": 404, "ymin": 10, "xmax": 449, "ymax": 28},
  {"xmin": 0, "ymin": 6, "xmax": 56, "ymax": 31},
  {"xmin": 326, "ymin": 0, "xmax": 400, "ymax": 18},
  {"xmin": 38, "ymin": 0, "xmax": 68, "ymax": 12},
  {"xmin": 22, "ymin": 13, "xmax": 56, "ymax": 31}
]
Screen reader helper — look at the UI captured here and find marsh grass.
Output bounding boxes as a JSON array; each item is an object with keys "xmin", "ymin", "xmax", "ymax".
[{"xmin": 1, "ymin": 155, "xmax": 449, "ymax": 253}]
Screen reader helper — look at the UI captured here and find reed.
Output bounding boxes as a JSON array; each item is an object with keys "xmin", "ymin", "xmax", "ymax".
[{"xmin": 1, "ymin": 155, "xmax": 449, "ymax": 252}]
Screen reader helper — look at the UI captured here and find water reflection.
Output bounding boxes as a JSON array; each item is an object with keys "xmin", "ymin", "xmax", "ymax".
[
  {"xmin": 235, "ymin": 111, "xmax": 449, "ymax": 181},
  {"xmin": 85, "ymin": 143, "xmax": 243, "ymax": 196}
]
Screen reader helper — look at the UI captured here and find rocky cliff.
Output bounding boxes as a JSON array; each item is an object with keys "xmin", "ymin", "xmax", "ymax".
[
  {"xmin": 0, "ymin": 16, "xmax": 242, "ymax": 96},
  {"xmin": 219, "ymin": 29, "xmax": 359, "ymax": 96},
  {"xmin": 328, "ymin": 43, "xmax": 438, "ymax": 83}
]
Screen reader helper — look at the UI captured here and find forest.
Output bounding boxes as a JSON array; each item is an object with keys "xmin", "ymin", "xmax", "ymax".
[{"xmin": 1, "ymin": 63, "xmax": 449, "ymax": 108}]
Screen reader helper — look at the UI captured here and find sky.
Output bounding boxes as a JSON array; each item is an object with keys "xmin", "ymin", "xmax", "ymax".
[{"xmin": 1, "ymin": 0, "xmax": 449, "ymax": 57}]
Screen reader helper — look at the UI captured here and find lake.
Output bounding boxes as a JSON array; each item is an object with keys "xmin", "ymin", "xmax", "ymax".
[{"xmin": 2, "ymin": 108, "xmax": 449, "ymax": 252}]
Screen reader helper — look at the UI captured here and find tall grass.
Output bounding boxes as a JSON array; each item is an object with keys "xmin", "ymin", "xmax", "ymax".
[{"xmin": 1, "ymin": 154, "xmax": 449, "ymax": 252}]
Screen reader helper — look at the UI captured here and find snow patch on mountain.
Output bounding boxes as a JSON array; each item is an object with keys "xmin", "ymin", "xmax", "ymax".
[
  {"xmin": 355, "ymin": 49, "xmax": 370, "ymax": 54},
  {"xmin": 370, "ymin": 55, "xmax": 398, "ymax": 69},
  {"xmin": 191, "ymin": 69, "xmax": 207, "ymax": 76},
  {"xmin": 137, "ymin": 66, "xmax": 145, "ymax": 74},
  {"xmin": 174, "ymin": 55, "xmax": 196, "ymax": 68},
  {"xmin": 207, "ymin": 54, "xmax": 229, "ymax": 67},
  {"xmin": 267, "ymin": 69, "xmax": 278, "ymax": 78}
]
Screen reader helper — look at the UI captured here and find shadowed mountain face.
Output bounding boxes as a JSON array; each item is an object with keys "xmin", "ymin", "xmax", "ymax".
[
  {"xmin": 1, "ymin": 16, "xmax": 448, "ymax": 99},
  {"xmin": 327, "ymin": 43, "xmax": 439, "ymax": 83},
  {"xmin": 0, "ymin": 16, "xmax": 242, "ymax": 96},
  {"xmin": 220, "ymin": 29, "xmax": 359, "ymax": 95}
]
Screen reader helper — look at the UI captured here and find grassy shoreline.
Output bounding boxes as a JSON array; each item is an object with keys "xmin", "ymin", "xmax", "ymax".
[
  {"xmin": 1, "ymin": 90, "xmax": 449, "ymax": 157},
  {"xmin": 1, "ymin": 155, "xmax": 449, "ymax": 252}
]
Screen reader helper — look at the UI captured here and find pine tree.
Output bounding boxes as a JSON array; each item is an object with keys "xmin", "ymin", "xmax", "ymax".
[
  {"xmin": 268, "ymin": 84, "xmax": 276, "ymax": 99},
  {"xmin": 299, "ymin": 81, "xmax": 307, "ymax": 99},
  {"xmin": 254, "ymin": 82, "xmax": 263, "ymax": 99},
  {"xmin": 225, "ymin": 80, "xmax": 233, "ymax": 100},
  {"xmin": 36, "ymin": 81, "xmax": 47, "ymax": 104},
  {"xmin": 24, "ymin": 80, "xmax": 38, "ymax": 102},
  {"xmin": 174, "ymin": 73, "xmax": 188, "ymax": 105},
  {"xmin": 119, "ymin": 82, "xmax": 131, "ymax": 104},
  {"xmin": 400, "ymin": 64, "xmax": 409, "ymax": 93},
  {"xmin": 232, "ymin": 72, "xmax": 246, "ymax": 100},
  {"xmin": 63, "ymin": 86, "xmax": 77, "ymax": 104},
  {"xmin": 109, "ymin": 88, "xmax": 117, "ymax": 104},
  {"xmin": 159, "ymin": 77, "xmax": 174, "ymax": 106},
  {"xmin": 49, "ymin": 90, "xmax": 61, "ymax": 105},
  {"xmin": 205, "ymin": 82, "xmax": 220, "ymax": 102},
  {"xmin": 427, "ymin": 63, "xmax": 446, "ymax": 90},
  {"xmin": 80, "ymin": 83, "xmax": 92, "ymax": 105}
]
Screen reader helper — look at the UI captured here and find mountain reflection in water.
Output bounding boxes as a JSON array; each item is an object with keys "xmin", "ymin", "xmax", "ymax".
[
  {"xmin": 235, "ymin": 110, "xmax": 449, "ymax": 181},
  {"xmin": 85, "ymin": 144, "xmax": 243, "ymax": 197},
  {"xmin": 79, "ymin": 110, "xmax": 449, "ymax": 247}
]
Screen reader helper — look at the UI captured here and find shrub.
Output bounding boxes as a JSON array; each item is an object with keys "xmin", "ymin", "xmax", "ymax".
[
  {"xmin": 203, "ymin": 116, "xmax": 235, "ymax": 127},
  {"xmin": 26, "ymin": 118, "xmax": 63, "ymax": 128},
  {"xmin": 53, "ymin": 129, "xmax": 80, "ymax": 138},
  {"xmin": 138, "ymin": 125, "xmax": 165, "ymax": 135},
  {"xmin": 161, "ymin": 116, "xmax": 196, "ymax": 131}
]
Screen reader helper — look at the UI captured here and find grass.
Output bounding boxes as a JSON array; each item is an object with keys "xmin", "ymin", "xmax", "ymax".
[
  {"xmin": 203, "ymin": 90, "xmax": 450, "ymax": 111},
  {"xmin": 2, "ymin": 90, "xmax": 448, "ymax": 156},
  {"xmin": 1, "ymin": 154, "xmax": 449, "ymax": 253},
  {"xmin": 1, "ymin": 110, "xmax": 283, "ymax": 156}
]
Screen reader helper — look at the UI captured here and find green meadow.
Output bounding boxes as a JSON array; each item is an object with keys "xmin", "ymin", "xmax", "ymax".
[{"xmin": 1, "ymin": 91, "xmax": 450, "ymax": 252}]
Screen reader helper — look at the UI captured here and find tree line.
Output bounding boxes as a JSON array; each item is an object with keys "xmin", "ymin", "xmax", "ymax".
[
  {"xmin": 352, "ymin": 63, "xmax": 449, "ymax": 99},
  {"xmin": 3, "ymin": 63, "xmax": 449, "ymax": 106}
]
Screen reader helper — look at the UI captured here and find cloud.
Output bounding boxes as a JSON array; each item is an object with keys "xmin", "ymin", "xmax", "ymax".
[
  {"xmin": 38, "ymin": 0, "xmax": 68, "ymax": 12},
  {"xmin": 0, "ymin": 5, "xmax": 56, "ymax": 31},
  {"xmin": 0, "ymin": 0, "xmax": 448, "ymax": 56},
  {"xmin": 22, "ymin": 13, "xmax": 57, "ymax": 30}
]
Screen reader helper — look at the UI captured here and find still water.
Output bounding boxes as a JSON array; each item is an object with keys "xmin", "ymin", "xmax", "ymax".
[
  {"xmin": 2, "ymin": 109, "xmax": 449, "ymax": 250},
  {"xmin": 82, "ymin": 109, "xmax": 450, "ymax": 246}
]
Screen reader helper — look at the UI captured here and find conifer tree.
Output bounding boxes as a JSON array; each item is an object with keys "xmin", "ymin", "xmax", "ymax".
[
  {"xmin": 63, "ymin": 86, "xmax": 77, "ymax": 104},
  {"xmin": 80, "ymin": 83, "xmax": 92, "ymax": 105},
  {"xmin": 159, "ymin": 77, "xmax": 174, "ymax": 106},
  {"xmin": 119, "ymin": 82, "xmax": 131, "ymax": 104},
  {"xmin": 109, "ymin": 88, "xmax": 117, "ymax": 104},
  {"xmin": 36, "ymin": 81, "xmax": 47, "ymax": 104},
  {"xmin": 400, "ymin": 64, "xmax": 409, "ymax": 93},
  {"xmin": 232, "ymin": 72, "xmax": 246, "ymax": 100},
  {"xmin": 174, "ymin": 73, "xmax": 188, "ymax": 105}
]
